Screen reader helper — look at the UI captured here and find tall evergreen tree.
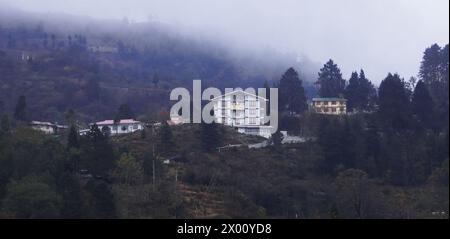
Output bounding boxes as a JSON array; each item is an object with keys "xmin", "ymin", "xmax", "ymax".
[
  {"xmin": 419, "ymin": 44, "xmax": 443, "ymax": 95},
  {"xmin": 411, "ymin": 80, "xmax": 434, "ymax": 129},
  {"xmin": 344, "ymin": 72, "xmax": 360, "ymax": 111},
  {"xmin": 279, "ymin": 68, "xmax": 308, "ymax": 114},
  {"xmin": 378, "ymin": 73, "xmax": 412, "ymax": 131},
  {"xmin": 317, "ymin": 59, "xmax": 346, "ymax": 98},
  {"xmin": 80, "ymin": 124, "xmax": 115, "ymax": 176},
  {"xmin": 14, "ymin": 95, "xmax": 27, "ymax": 122},
  {"xmin": 345, "ymin": 70, "xmax": 377, "ymax": 112},
  {"xmin": 419, "ymin": 44, "xmax": 449, "ymax": 116}
]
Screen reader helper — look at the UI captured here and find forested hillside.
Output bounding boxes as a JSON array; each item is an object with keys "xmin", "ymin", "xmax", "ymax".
[
  {"xmin": 0, "ymin": 8, "xmax": 313, "ymax": 123},
  {"xmin": 0, "ymin": 7, "xmax": 447, "ymax": 219}
]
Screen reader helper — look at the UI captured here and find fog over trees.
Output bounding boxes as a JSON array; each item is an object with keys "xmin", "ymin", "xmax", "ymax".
[{"xmin": 1, "ymin": 0, "xmax": 448, "ymax": 83}]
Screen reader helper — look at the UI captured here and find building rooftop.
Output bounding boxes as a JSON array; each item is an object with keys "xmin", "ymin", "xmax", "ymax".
[
  {"xmin": 312, "ymin": 97, "xmax": 347, "ymax": 101},
  {"xmin": 211, "ymin": 89, "xmax": 268, "ymax": 101},
  {"xmin": 30, "ymin": 121, "xmax": 54, "ymax": 126},
  {"xmin": 94, "ymin": 119, "xmax": 141, "ymax": 125}
]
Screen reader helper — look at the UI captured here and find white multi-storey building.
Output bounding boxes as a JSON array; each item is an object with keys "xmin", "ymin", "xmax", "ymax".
[{"xmin": 211, "ymin": 90, "xmax": 273, "ymax": 138}]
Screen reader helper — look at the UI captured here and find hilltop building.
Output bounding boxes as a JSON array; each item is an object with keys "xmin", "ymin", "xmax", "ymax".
[
  {"xmin": 91, "ymin": 119, "xmax": 144, "ymax": 135},
  {"xmin": 311, "ymin": 98, "xmax": 347, "ymax": 115},
  {"xmin": 30, "ymin": 121, "xmax": 67, "ymax": 134},
  {"xmin": 211, "ymin": 90, "xmax": 273, "ymax": 138}
]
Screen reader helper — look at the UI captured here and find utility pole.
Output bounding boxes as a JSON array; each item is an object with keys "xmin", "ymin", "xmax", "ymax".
[{"xmin": 175, "ymin": 168, "xmax": 178, "ymax": 183}]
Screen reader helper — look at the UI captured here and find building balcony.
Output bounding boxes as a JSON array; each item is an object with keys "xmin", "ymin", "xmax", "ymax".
[{"xmin": 230, "ymin": 103, "xmax": 245, "ymax": 110}]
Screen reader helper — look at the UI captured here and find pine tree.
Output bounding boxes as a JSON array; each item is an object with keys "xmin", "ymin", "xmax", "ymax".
[
  {"xmin": 14, "ymin": 95, "xmax": 27, "ymax": 122},
  {"xmin": 419, "ymin": 43, "xmax": 449, "ymax": 115},
  {"xmin": 411, "ymin": 80, "xmax": 434, "ymax": 129},
  {"xmin": 345, "ymin": 70, "xmax": 377, "ymax": 112},
  {"xmin": 81, "ymin": 124, "xmax": 115, "ymax": 176},
  {"xmin": 279, "ymin": 68, "xmax": 308, "ymax": 114},
  {"xmin": 344, "ymin": 72, "xmax": 360, "ymax": 111},
  {"xmin": 378, "ymin": 73, "xmax": 412, "ymax": 131},
  {"xmin": 419, "ymin": 44, "xmax": 442, "ymax": 93},
  {"xmin": 317, "ymin": 59, "xmax": 346, "ymax": 98}
]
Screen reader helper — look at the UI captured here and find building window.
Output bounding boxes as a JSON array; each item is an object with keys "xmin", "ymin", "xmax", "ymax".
[
  {"xmin": 249, "ymin": 101, "xmax": 257, "ymax": 107},
  {"xmin": 332, "ymin": 108, "xmax": 336, "ymax": 112},
  {"xmin": 121, "ymin": 126, "xmax": 127, "ymax": 131},
  {"xmin": 133, "ymin": 124, "xmax": 138, "ymax": 130},
  {"xmin": 332, "ymin": 101, "xmax": 336, "ymax": 105},
  {"xmin": 249, "ymin": 109, "xmax": 256, "ymax": 115}
]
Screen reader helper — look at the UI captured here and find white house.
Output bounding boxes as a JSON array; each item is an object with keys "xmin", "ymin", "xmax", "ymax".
[
  {"xmin": 211, "ymin": 90, "xmax": 273, "ymax": 138},
  {"xmin": 92, "ymin": 119, "xmax": 144, "ymax": 135},
  {"xmin": 30, "ymin": 121, "xmax": 67, "ymax": 134}
]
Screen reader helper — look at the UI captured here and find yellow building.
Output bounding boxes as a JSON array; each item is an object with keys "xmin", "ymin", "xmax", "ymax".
[{"xmin": 312, "ymin": 98, "xmax": 347, "ymax": 115}]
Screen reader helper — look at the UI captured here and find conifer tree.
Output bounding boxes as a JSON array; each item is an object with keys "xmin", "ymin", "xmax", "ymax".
[
  {"xmin": 279, "ymin": 68, "xmax": 308, "ymax": 114},
  {"xmin": 317, "ymin": 60, "xmax": 346, "ymax": 98},
  {"xmin": 411, "ymin": 80, "xmax": 434, "ymax": 129},
  {"xmin": 378, "ymin": 73, "xmax": 412, "ymax": 131}
]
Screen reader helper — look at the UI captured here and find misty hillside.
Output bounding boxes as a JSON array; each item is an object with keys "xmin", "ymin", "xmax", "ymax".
[{"xmin": 0, "ymin": 7, "xmax": 318, "ymax": 123}]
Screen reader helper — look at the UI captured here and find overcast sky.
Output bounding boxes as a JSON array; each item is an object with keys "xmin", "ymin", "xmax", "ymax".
[{"xmin": 1, "ymin": 0, "xmax": 449, "ymax": 83}]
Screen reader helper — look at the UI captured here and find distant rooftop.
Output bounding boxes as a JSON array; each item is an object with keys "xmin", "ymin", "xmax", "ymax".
[
  {"xmin": 30, "ymin": 121, "xmax": 67, "ymax": 128},
  {"xmin": 312, "ymin": 97, "xmax": 347, "ymax": 101},
  {"xmin": 211, "ymin": 89, "xmax": 268, "ymax": 101},
  {"xmin": 94, "ymin": 119, "xmax": 141, "ymax": 125},
  {"xmin": 30, "ymin": 121, "xmax": 54, "ymax": 126}
]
